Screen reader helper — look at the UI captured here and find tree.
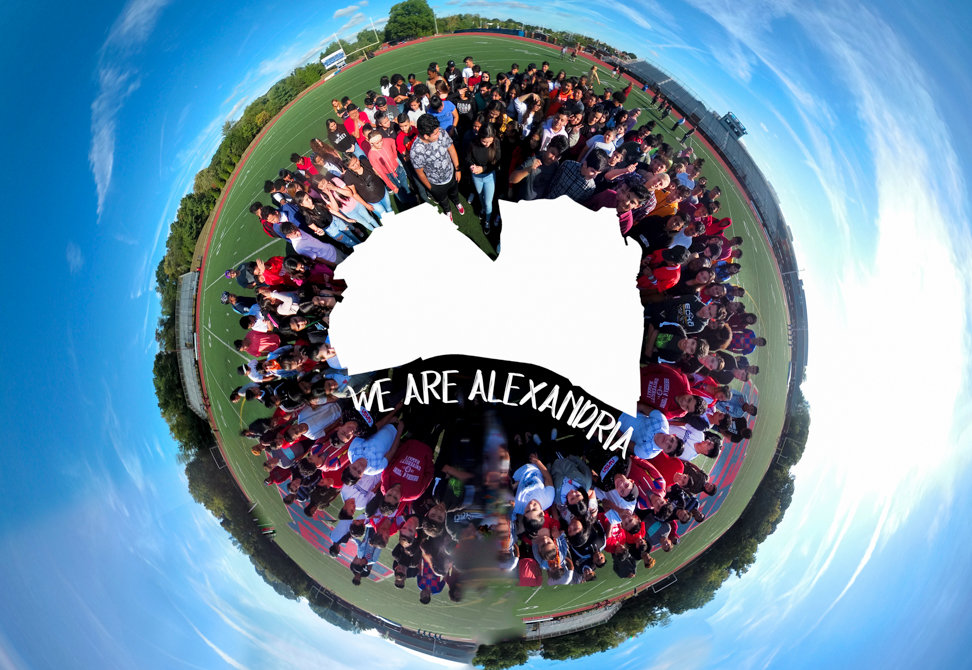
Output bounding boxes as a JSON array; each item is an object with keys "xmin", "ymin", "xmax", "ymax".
[
  {"xmin": 473, "ymin": 639, "xmax": 539, "ymax": 670},
  {"xmin": 384, "ymin": 0, "xmax": 436, "ymax": 41}
]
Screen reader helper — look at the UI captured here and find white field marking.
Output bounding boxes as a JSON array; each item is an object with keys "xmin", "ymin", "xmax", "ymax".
[
  {"xmin": 522, "ymin": 587, "xmax": 543, "ymax": 605},
  {"xmin": 203, "ymin": 238, "xmax": 282, "ymax": 292},
  {"xmin": 205, "ymin": 325, "xmax": 250, "ymax": 361},
  {"xmin": 549, "ymin": 587, "xmax": 600, "ymax": 611}
]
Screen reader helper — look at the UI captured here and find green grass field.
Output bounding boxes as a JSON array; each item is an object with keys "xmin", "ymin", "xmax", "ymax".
[{"xmin": 195, "ymin": 35, "xmax": 791, "ymax": 639}]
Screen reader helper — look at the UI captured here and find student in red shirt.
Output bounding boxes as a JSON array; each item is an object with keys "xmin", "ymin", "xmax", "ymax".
[
  {"xmin": 648, "ymin": 451, "xmax": 685, "ymax": 491},
  {"xmin": 291, "ymin": 153, "xmax": 318, "ymax": 176},
  {"xmin": 706, "ymin": 216, "xmax": 732, "ymax": 236},
  {"xmin": 378, "ymin": 439, "xmax": 434, "ymax": 515},
  {"xmin": 637, "ymin": 246, "xmax": 690, "ymax": 295},
  {"xmin": 639, "ymin": 363, "xmax": 706, "ymax": 419},
  {"xmin": 236, "ymin": 331, "xmax": 281, "ymax": 357},
  {"xmin": 251, "ymin": 256, "xmax": 295, "ymax": 287},
  {"xmin": 343, "ymin": 104, "xmax": 368, "ymax": 157},
  {"xmin": 395, "ymin": 114, "xmax": 429, "ymax": 204}
]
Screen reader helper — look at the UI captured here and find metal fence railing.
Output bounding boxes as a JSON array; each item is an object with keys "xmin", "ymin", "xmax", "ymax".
[
  {"xmin": 525, "ymin": 602, "xmax": 622, "ymax": 640},
  {"xmin": 176, "ymin": 271, "xmax": 208, "ymax": 420},
  {"xmin": 620, "ymin": 59, "xmax": 809, "ymax": 385},
  {"xmin": 622, "ymin": 60, "xmax": 791, "ymax": 254}
]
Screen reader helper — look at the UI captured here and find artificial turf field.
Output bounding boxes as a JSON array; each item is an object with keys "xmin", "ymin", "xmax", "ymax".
[{"xmin": 194, "ymin": 34, "xmax": 792, "ymax": 640}]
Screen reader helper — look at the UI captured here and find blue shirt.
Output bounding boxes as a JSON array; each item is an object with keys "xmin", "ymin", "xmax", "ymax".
[
  {"xmin": 347, "ymin": 424, "xmax": 397, "ymax": 474},
  {"xmin": 620, "ymin": 410, "xmax": 670, "ymax": 460},
  {"xmin": 432, "ymin": 100, "xmax": 457, "ymax": 130},
  {"xmin": 716, "ymin": 390, "xmax": 747, "ymax": 418}
]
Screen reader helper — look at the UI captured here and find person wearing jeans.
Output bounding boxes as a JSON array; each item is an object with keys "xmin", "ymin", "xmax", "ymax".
[
  {"xmin": 364, "ymin": 129, "xmax": 416, "ymax": 210},
  {"xmin": 341, "ymin": 153, "xmax": 394, "ymax": 221},
  {"xmin": 410, "ymin": 114, "xmax": 466, "ymax": 220},
  {"xmin": 320, "ymin": 176, "xmax": 380, "ymax": 232},
  {"xmin": 370, "ymin": 189, "xmax": 395, "ymax": 217},
  {"xmin": 464, "ymin": 123, "xmax": 501, "ymax": 232}
]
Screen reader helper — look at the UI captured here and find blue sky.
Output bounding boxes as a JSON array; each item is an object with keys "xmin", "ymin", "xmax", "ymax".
[{"xmin": 1, "ymin": 0, "xmax": 970, "ymax": 668}]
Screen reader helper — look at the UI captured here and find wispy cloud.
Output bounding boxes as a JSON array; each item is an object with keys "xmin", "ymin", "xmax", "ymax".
[
  {"xmin": 613, "ymin": 4, "xmax": 652, "ymax": 31},
  {"xmin": 89, "ymin": 0, "xmax": 171, "ymax": 219},
  {"xmin": 674, "ymin": 1, "xmax": 972, "ymax": 662},
  {"xmin": 66, "ymin": 242, "xmax": 85, "ymax": 275},
  {"xmin": 333, "ymin": 1, "xmax": 367, "ymax": 18},
  {"xmin": 103, "ymin": 382, "xmax": 146, "ymax": 492},
  {"xmin": 337, "ymin": 12, "xmax": 366, "ymax": 33},
  {"xmin": 188, "ymin": 622, "xmax": 251, "ymax": 670}
]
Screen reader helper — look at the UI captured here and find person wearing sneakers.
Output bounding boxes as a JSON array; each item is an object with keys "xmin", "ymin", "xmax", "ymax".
[{"xmin": 410, "ymin": 113, "xmax": 466, "ymax": 220}]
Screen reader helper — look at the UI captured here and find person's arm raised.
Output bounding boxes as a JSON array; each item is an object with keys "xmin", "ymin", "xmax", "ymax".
[
  {"xmin": 374, "ymin": 401, "xmax": 404, "ymax": 430},
  {"xmin": 509, "ymin": 158, "xmax": 540, "ymax": 184}
]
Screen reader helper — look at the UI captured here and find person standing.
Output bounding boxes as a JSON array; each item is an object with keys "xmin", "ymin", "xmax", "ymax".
[
  {"xmin": 410, "ymin": 114, "xmax": 466, "ymax": 221},
  {"xmin": 340, "ymin": 153, "xmax": 395, "ymax": 219},
  {"xmin": 464, "ymin": 124, "xmax": 502, "ymax": 232},
  {"xmin": 364, "ymin": 129, "xmax": 415, "ymax": 207}
]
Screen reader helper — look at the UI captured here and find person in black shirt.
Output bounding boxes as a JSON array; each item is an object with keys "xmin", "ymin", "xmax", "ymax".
[
  {"xmin": 340, "ymin": 153, "xmax": 392, "ymax": 220},
  {"xmin": 627, "ymin": 212, "xmax": 690, "ymax": 253},
  {"xmin": 450, "ymin": 82, "xmax": 477, "ymax": 137},
  {"xmin": 374, "ymin": 111, "xmax": 398, "ymax": 140},
  {"xmin": 388, "ymin": 74, "xmax": 409, "ymax": 114},
  {"xmin": 326, "ymin": 118, "xmax": 356, "ymax": 154},
  {"xmin": 644, "ymin": 294, "xmax": 724, "ymax": 334},
  {"xmin": 443, "ymin": 60, "xmax": 462, "ymax": 91},
  {"xmin": 464, "ymin": 124, "xmax": 502, "ymax": 231}
]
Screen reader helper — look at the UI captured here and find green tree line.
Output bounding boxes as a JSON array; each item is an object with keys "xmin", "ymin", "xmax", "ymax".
[
  {"xmin": 383, "ymin": 0, "xmax": 634, "ymax": 58},
  {"xmin": 151, "ymin": 54, "xmax": 367, "ymax": 633},
  {"xmin": 474, "ymin": 388, "xmax": 812, "ymax": 669}
]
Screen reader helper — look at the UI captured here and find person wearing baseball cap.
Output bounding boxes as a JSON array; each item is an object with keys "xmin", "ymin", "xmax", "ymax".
[
  {"xmin": 444, "ymin": 59, "xmax": 461, "ymax": 92},
  {"xmin": 221, "ymin": 291, "xmax": 257, "ymax": 315}
]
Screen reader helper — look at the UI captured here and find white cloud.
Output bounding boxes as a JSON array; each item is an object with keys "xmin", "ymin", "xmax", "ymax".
[
  {"xmin": 188, "ymin": 621, "xmax": 251, "ymax": 670},
  {"xmin": 673, "ymin": 1, "xmax": 972, "ymax": 663},
  {"xmin": 337, "ymin": 12, "xmax": 366, "ymax": 34},
  {"xmin": 103, "ymin": 382, "xmax": 146, "ymax": 492},
  {"xmin": 332, "ymin": 3, "xmax": 360, "ymax": 18},
  {"xmin": 613, "ymin": 5, "xmax": 652, "ymax": 32},
  {"xmin": 89, "ymin": 0, "xmax": 171, "ymax": 220},
  {"xmin": 66, "ymin": 242, "xmax": 85, "ymax": 275},
  {"xmin": 759, "ymin": 122, "xmax": 769, "ymax": 132}
]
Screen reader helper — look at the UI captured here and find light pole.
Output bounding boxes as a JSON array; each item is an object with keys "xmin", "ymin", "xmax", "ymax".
[{"xmin": 433, "ymin": 10, "xmax": 439, "ymax": 35}]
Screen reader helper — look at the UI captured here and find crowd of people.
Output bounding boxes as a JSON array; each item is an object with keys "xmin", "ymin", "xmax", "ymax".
[{"xmin": 220, "ymin": 46, "xmax": 772, "ymax": 597}]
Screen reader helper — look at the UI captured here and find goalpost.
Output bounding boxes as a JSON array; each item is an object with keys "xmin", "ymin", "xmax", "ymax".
[{"xmin": 327, "ymin": 17, "xmax": 384, "ymax": 66}]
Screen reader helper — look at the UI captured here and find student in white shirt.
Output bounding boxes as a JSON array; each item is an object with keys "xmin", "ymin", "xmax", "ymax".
[
  {"xmin": 512, "ymin": 457, "xmax": 555, "ymax": 536},
  {"xmin": 461, "ymin": 56, "xmax": 474, "ymax": 83},
  {"xmin": 579, "ymin": 127, "xmax": 618, "ymax": 163}
]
